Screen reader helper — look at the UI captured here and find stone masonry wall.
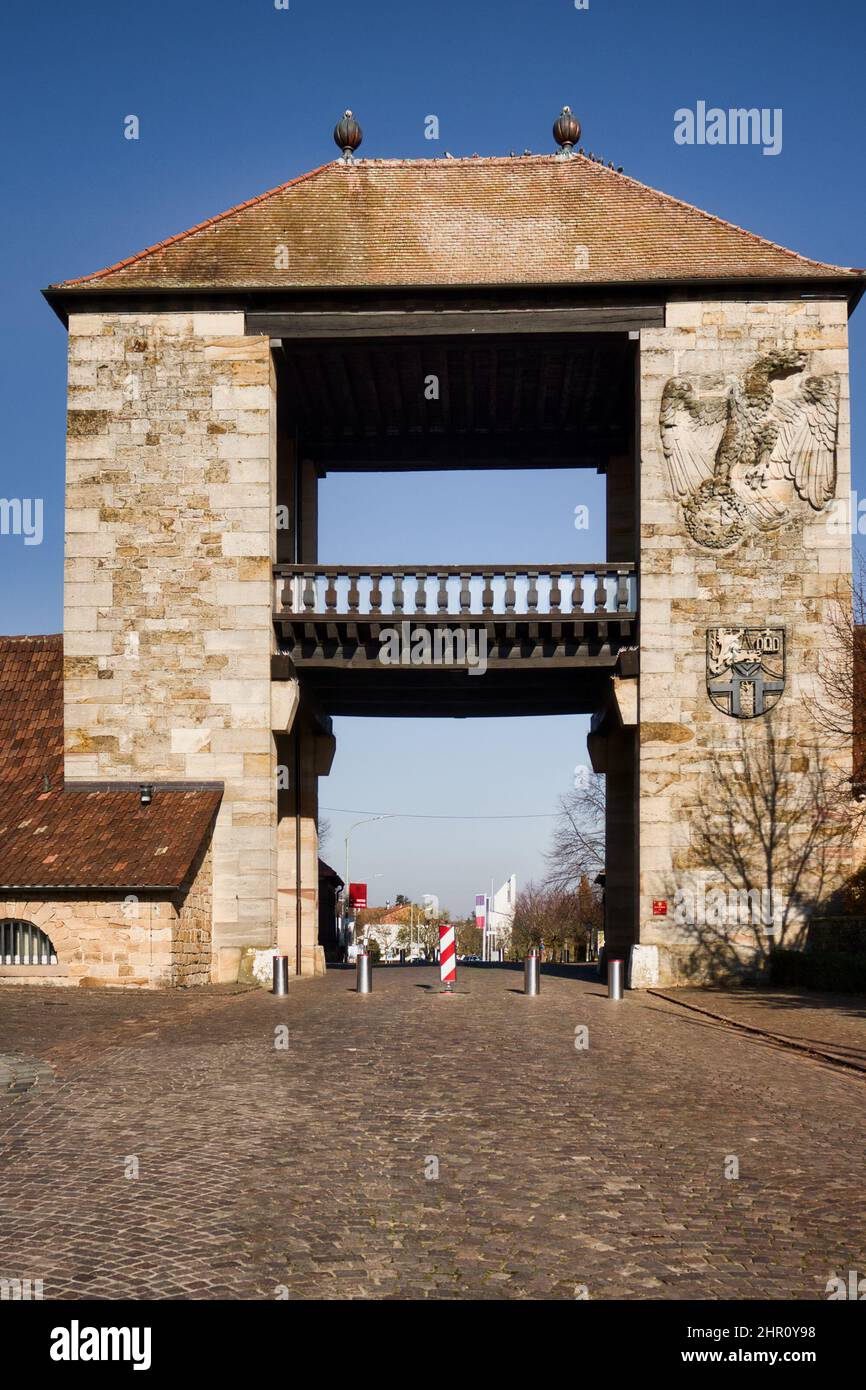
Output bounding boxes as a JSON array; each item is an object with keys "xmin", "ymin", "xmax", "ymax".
[
  {"xmin": 0, "ymin": 895, "xmax": 172, "ymax": 986},
  {"xmin": 171, "ymin": 832, "xmax": 214, "ymax": 987},
  {"xmin": 63, "ymin": 313, "xmax": 277, "ymax": 973},
  {"xmin": 637, "ymin": 298, "xmax": 852, "ymax": 983}
]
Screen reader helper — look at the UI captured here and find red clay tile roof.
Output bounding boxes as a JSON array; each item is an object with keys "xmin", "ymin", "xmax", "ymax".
[
  {"xmin": 0, "ymin": 636, "xmax": 221, "ymax": 891},
  {"xmin": 50, "ymin": 155, "xmax": 862, "ymax": 293},
  {"xmin": 0, "ymin": 784, "xmax": 221, "ymax": 892},
  {"xmin": 0, "ymin": 635, "xmax": 64, "ymax": 792}
]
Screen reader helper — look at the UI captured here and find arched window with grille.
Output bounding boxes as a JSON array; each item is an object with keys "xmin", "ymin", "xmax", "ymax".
[{"xmin": 0, "ymin": 920, "xmax": 58, "ymax": 965}]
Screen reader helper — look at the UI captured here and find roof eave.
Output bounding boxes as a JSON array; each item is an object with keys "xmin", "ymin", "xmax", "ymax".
[
  {"xmin": 43, "ymin": 271, "xmax": 866, "ymax": 328},
  {"xmin": 0, "ymin": 882, "xmax": 189, "ymax": 894}
]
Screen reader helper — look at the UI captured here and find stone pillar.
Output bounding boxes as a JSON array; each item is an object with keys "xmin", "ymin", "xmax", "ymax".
[
  {"xmin": 589, "ymin": 677, "xmax": 638, "ymax": 965},
  {"xmin": 634, "ymin": 298, "xmax": 852, "ymax": 986},
  {"xmin": 63, "ymin": 312, "xmax": 279, "ymax": 984},
  {"xmin": 276, "ymin": 718, "xmax": 331, "ymax": 976}
]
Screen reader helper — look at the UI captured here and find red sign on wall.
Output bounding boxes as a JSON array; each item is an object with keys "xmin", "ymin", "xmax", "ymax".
[
  {"xmin": 652, "ymin": 899, "xmax": 668, "ymax": 917},
  {"xmin": 349, "ymin": 882, "xmax": 367, "ymax": 910}
]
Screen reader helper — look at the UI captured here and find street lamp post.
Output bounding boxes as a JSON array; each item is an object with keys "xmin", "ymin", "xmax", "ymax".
[{"xmin": 344, "ymin": 815, "xmax": 389, "ymax": 951}]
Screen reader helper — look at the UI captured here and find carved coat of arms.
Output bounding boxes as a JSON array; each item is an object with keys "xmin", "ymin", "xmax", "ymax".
[
  {"xmin": 660, "ymin": 350, "xmax": 839, "ymax": 550},
  {"xmin": 706, "ymin": 627, "xmax": 785, "ymax": 719}
]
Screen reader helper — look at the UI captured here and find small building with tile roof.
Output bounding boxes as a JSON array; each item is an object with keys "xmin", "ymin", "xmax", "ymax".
[{"xmin": 0, "ymin": 635, "xmax": 220, "ymax": 985}]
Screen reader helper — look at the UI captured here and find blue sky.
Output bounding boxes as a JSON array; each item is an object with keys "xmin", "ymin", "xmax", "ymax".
[{"xmin": 1, "ymin": 0, "xmax": 863, "ymax": 911}]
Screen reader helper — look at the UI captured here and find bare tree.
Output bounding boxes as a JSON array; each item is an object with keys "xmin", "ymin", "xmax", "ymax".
[
  {"xmin": 685, "ymin": 715, "xmax": 851, "ymax": 980},
  {"xmin": 576, "ymin": 872, "xmax": 604, "ymax": 958},
  {"xmin": 509, "ymin": 880, "xmax": 601, "ymax": 962},
  {"xmin": 509, "ymin": 881, "xmax": 548, "ymax": 958},
  {"xmin": 816, "ymin": 552, "xmax": 866, "ymax": 795},
  {"xmin": 544, "ymin": 771, "xmax": 605, "ymax": 891},
  {"xmin": 809, "ymin": 553, "xmax": 866, "ymax": 910}
]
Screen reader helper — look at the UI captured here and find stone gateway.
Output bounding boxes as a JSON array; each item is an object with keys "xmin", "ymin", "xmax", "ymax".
[{"xmin": 0, "ymin": 109, "xmax": 861, "ymax": 989}]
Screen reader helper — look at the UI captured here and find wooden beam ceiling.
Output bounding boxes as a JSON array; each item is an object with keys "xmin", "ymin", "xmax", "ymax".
[{"xmin": 276, "ymin": 332, "xmax": 634, "ymax": 471}]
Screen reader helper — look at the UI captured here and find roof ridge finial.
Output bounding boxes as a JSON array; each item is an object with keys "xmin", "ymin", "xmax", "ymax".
[
  {"xmin": 553, "ymin": 104, "xmax": 581, "ymax": 158},
  {"xmin": 334, "ymin": 109, "xmax": 363, "ymax": 163}
]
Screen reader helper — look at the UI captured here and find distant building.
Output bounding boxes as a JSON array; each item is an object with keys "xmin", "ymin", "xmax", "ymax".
[
  {"xmin": 364, "ymin": 918, "xmax": 403, "ymax": 956},
  {"xmin": 478, "ymin": 875, "xmax": 517, "ymax": 959},
  {"xmin": 356, "ymin": 903, "xmax": 427, "ymax": 959}
]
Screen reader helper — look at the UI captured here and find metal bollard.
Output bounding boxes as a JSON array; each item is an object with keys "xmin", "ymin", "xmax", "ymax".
[
  {"xmin": 272, "ymin": 953, "xmax": 289, "ymax": 996},
  {"xmin": 356, "ymin": 951, "xmax": 372, "ymax": 994},
  {"xmin": 608, "ymin": 958, "xmax": 624, "ymax": 1000},
  {"xmin": 524, "ymin": 951, "xmax": 540, "ymax": 996}
]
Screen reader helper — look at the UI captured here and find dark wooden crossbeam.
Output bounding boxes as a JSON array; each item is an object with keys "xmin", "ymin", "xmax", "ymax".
[{"xmin": 250, "ymin": 305, "xmax": 663, "ymax": 338}]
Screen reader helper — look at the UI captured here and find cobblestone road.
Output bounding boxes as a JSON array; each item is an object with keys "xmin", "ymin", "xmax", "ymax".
[
  {"xmin": 656, "ymin": 985, "xmax": 866, "ymax": 1072},
  {"xmin": 0, "ymin": 967, "xmax": 863, "ymax": 1300}
]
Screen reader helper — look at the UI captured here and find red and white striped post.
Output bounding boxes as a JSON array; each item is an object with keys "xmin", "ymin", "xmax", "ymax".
[{"xmin": 439, "ymin": 922, "xmax": 457, "ymax": 992}]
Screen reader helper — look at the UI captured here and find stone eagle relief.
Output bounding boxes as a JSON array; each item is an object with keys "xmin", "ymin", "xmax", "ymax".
[{"xmin": 659, "ymin": 349, "xmax": 839, "ymax": 550}]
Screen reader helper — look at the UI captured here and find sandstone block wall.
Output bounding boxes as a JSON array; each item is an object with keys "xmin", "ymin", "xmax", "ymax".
[
  {"xmin": 63, "ymin": 313, "xmax": 278, "ymax": 972},
  {"xmin": 637, "ymin": 298, "xmax": 852, "ymax": 982},
  {"xmin": 171, "ymin": 835, "xmax": 214, "ymax": 987}
]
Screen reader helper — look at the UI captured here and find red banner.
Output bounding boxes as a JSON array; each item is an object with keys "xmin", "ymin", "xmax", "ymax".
[{"xmin": 349, "ymin": 882, "xmax": 367, "ymax": 910}]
